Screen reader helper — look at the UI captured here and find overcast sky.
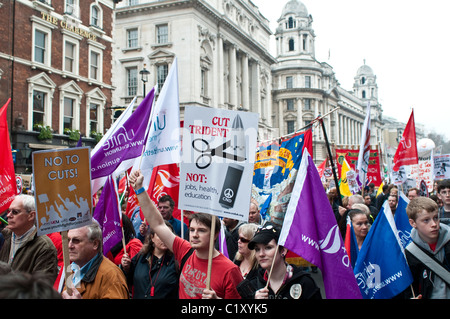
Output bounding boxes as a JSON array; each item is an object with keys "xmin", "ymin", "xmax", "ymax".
[{"xmin": 251, "ymin": 0, "xmax": 450, "ymax": 141}]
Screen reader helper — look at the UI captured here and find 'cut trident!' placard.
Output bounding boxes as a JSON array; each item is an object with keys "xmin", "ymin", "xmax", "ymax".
[
  {"xmin": 179, "ymin": 106, "xmax": 258, "ymax": 222},
  {"xmin": 32, "ymin": 147, "xmax": 92, "ymax": 236}
]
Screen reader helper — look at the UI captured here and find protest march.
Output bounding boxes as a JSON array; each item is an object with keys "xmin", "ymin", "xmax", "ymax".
[{"xmin": 1, "ymin": 57, "xmax": 450, "ymax": 303}]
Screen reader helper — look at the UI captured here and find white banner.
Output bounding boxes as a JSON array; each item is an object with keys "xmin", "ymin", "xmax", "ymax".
[
  {"xmin": 434, "ymin": 154, "xmax": 450, "ymax": 180},
  {"xmin": 179, "ymin": 106, "xmax": 258, "ymax": 221}
]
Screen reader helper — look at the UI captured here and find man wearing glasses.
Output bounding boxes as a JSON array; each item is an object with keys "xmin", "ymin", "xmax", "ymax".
[
  {"xmin": 437, "ymin": 180, "xmax": 450, "ymax": 225},
  {"xmin": 0, "ymin": 195, "xmax": 58, "ymax": 284}
]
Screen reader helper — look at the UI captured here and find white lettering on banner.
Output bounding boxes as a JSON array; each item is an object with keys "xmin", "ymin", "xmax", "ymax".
[
  {"xmin": 102, "ymin": 128, "xmax": 135, "ymax": 151},
  {"xmin": 399, "ymin": 137, "xmax": 412, "ymax": 150}
]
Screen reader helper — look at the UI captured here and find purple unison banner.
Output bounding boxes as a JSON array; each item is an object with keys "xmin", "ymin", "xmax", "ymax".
[{"xmin": 279, "ymin": 150, "xmax": 362, "ymax": 299}]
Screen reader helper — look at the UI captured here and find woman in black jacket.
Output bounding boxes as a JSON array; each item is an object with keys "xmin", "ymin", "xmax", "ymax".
[
  {"xmin": 121, "ymin": 221, "xmax": 179, "ymax": 299},
  {"xmin": 237, "ymin": 222, "xmax": 321, "ymax": 299}
]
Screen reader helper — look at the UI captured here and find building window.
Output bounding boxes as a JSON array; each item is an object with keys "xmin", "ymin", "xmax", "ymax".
[
  {"xmin": 128, "ymin": 0, "xmax": 139, "ymax": 5},
  {"xmin": 286, "ymin": 17, "xmax": 296, "ymax": 29},
  {"xmin": 287, "ymin": 120, "xmax": 295, "ymax": 134},
  {"xmin": 288, "ymin": 39, "xmax": 295, "ymax": 51},
  {"xmin": 64, "ymin": 41, "xmax": 76, "ymax": 73},
  {"xmin": 127, "ymin": 67, "xmax": 138, "ymax": 96},
  {"xmin": 201, "ymin": 69, "xmax": 207, "ymax": 96},
  {"xmin": 127, "ymin": 28, "xmax": 138, "ymax": 48},
  {"xmin": 65, "ymin": 0, "xmax": 79, "ymax": 18},
  {"xmin": 304, "ymin": 98, "xmax": 311, "ymax": 110},
  {"xmin": 89, "ymin": 50, "xmax": 101, "ymax": 81},
  {"xmin": 32, "ymin": 90, "xmax": 46, "ymax": 128},
  {"xmin": 303, "ymin": 35, "xmax": 308, "ymax": 51},
  {"xmin": 34, "ymin": 30, "xmax": 47, "ymax": 64},
  {"xmin": 286, "ymin": 99, "xmax": 294, "ymax": 111},
  {"xmin": 305, "ymin": 76, "xmax": 311, "ymax": 88},
  {"xmin": 286, "ymin": 76, "xmax": 293, "ymax": 89},
  {"xmin": 63, "ymin": 97, "xmax": 74, "ymax": 131},
  {"xmin": 157, "ymin": 64, "xmax": 168, "ymax": 91},
  {"xmin": 91, "ymin": 5, "xmax": 100, "ymax": 27},
  {"xmin": 90, "ymin": 103, "xmax": 99, "ymax": 133},
  {"xmin": 157, "ymin": 24, "xmax": 168, "ymax": 44}
]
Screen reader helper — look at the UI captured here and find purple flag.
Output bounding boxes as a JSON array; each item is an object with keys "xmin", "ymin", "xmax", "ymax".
[
  {"xmin": 90, "ymin": 88, "xmax": 155, "ymax": 181},
  {"xmin": 93, "ymin": 175, "xmax": 122, "ymax": 256},
  {"xmin": 279, "ymin": 150, "xmax": 361, "ymax": 299},
  {"xmin": 218, "ymin": 221, "xmax": 229, "ymax": 259}
]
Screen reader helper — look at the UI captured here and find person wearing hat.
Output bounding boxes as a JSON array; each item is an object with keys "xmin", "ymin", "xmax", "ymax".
[{"xmin": 237, "ymin": 222, "xmax": 322, "ymax": 299}]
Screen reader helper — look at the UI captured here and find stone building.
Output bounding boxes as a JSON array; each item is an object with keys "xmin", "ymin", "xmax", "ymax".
[
  {"xmin": 113, "ymin": 0, "xmax": 277, "ymax": 140},
  {"xmin": 114, "ymin": 0, "xmax": 385, "ymax": 164},
  {"xmin": 272, "ymin": 0, "xmax": 384, "ymax": 162},
  {"xmin": 0, "ymin": 0, "xmax": 116, "ymax": 173}
]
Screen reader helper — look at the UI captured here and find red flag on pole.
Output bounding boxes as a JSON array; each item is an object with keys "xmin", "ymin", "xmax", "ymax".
[
  {"xmin": 0, "ymin": 98, "xmax": 16, "ymax": 212},
  {"xmin": 393, "ymin": 109, "xmax": 418, "ymax": 172}
]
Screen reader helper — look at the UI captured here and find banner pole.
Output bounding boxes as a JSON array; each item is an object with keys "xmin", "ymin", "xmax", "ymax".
[
  {"xmin": 61, "ymin": 230, "xmax": 73, "ymax": 296},
  {"xmin": 205, "ymin": 214, "xmax": 216, "ymax": 290},
  {"xmin": 319, "ymin": 118, "xmax": 343, "ymax": 206}
]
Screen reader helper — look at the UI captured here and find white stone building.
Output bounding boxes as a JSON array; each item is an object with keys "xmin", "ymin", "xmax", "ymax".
[
  {"xmin": 272, "ymin": 0, "xmax": 384, "ymax": 162},
  {"xmin": 113, "ymin": 0, "xmax": 277, "ymax": 140},
  {"xmin": 112, "ymin": 0, "xmax": 385, "ymax": 163}
]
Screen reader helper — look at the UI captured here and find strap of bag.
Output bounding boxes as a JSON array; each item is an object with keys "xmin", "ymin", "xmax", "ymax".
[
  {"xmin": 406, "ymin": 242, "xmax": 450, "ymax": 286},
  {"xmin": 179, "ymin": 248, "xmax": 194, "ymax": 272}
]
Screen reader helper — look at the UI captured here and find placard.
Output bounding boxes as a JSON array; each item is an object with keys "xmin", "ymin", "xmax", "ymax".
[
  {"xmin": 179, "ymin": 106, "xmax": 258, "ymax": 221},
  {"xmin": 32, "ymin": 147, "xmax": 92, "ymax": 235}
]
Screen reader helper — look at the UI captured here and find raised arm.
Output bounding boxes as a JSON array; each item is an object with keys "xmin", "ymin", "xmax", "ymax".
[{"xmin": 128, "ymin": 170, "xmax": 175, "ymax": 252}]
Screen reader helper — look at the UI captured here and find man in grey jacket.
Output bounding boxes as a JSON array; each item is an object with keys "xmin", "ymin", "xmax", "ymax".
[{"xmin": 0, "ymin": 195, "xmax": 58, "ymax": 285}]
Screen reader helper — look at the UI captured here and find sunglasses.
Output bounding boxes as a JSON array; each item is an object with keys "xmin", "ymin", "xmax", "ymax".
[
  {"xmin": 7, "ymin": 209, "xmax": 27, "ymax": 215},
  {"xmin": 238, "ymin": 237, "xmax": 250, "ymax": 243}
]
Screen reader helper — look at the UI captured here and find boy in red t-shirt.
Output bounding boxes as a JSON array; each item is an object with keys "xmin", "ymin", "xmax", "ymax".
[{"xmin": 130, "ymin": 170, "xmax": 242, "ymax": 299}]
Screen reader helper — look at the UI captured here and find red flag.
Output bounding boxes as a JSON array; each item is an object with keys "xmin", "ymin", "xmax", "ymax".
[
  {"xmin": 147, "ymin": 163, "xmax": 181, "ymax": 221},
  {"xmin": 316, "ymin": 158, "xmax": 327, "ymax": 179},
  {"xmin": 393, "ymin": 110, "xmax": 418, "ymax": 171},
  {"xmin": 0, "ymin": 98, "xmax": 16, "ymax": 212}
]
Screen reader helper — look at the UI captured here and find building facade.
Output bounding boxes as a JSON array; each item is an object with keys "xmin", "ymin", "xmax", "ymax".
[
  {"xmin": 113, "ymin": 0, "xmax": 277, "ymax": 140},
  {"xmin": 0, "ymin": 0, "xmax": 115, "ymax": 173},
  {"xmin": 114, "ymin": 0, "xmax": 386, "ymax": 164},
  {"xmin": 272, "ymin": 0, "xmax": 384, "ymax": 162}
]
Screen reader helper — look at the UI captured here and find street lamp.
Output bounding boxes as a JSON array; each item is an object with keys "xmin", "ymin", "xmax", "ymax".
[{"xmin": 139, "ymin": 64, "xmax": 150, "ymax": 98}]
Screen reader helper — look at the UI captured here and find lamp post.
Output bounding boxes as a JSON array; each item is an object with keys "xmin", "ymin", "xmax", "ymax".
[{"xmin": 139, "ymin": 64, "xmax": 150, "ymax": 98}]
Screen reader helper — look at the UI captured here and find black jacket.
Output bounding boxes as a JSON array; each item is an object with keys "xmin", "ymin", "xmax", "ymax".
[{"xmin": 237, "ymin": 264, "xmax": 322, "ymax": 299}]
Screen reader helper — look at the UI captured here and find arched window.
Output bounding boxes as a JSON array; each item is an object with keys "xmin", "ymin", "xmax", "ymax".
[
  {"xmin": 288, "ymin": 39, "xmax": 295, "ymax": 51},
  {"xmin": 362, "ymin": 90, "xmax": 366, "ymax": 99},
  {"xmin": 287, "ymin": 17, "xmax": 296, "ymax": 29},
  {"xmin": 361, "ymin": 77, "xmax": 366, "ymax": 85}
]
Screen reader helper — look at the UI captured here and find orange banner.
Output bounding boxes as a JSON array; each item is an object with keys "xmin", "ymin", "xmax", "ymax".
[{"xmin": 32, "ymin": 147, "xmax": 92, "ymax": 235}]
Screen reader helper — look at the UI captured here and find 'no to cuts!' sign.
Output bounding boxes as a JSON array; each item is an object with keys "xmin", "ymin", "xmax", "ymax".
[{"xmin": 32, "ymin": 147, "xmax": 92, "ymax": 236}]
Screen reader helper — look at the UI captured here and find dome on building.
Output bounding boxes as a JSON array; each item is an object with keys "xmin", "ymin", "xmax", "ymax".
[
  {"xmin": 356, "ymin": 64, "xmax": 374, "ymax": 76},
  {"xmin": 280, "ymin": 0, "xmax": 309, "ymax": 19}
]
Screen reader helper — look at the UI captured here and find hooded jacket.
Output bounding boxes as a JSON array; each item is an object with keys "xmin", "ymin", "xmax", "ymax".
[{"xmin": 405, "ymin": 223, "xmax": 450, "ymax": 299}]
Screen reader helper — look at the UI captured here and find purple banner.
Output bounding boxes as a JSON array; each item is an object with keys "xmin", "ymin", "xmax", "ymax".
[
  {"xmin": 91, "ymin": 88, "xmax": 155, "ymax": 180},
  {"xmin": 93, "ymin": 175, "xmax": 122, "ymax": 256},
  {"xmin": 279, "ymin": 150, "xmax": 361, "ymax": 299}
]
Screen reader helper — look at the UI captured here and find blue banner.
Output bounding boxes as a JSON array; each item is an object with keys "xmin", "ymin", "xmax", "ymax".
[
  {"xmin": 354, "ymin": 201, "xmax": 413, "ymax": 299},
  {"xmin": 251, "ymin": 130, "xmax": 311, "ymax": 225}
]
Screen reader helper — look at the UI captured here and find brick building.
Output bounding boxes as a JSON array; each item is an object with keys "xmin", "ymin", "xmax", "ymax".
[{"xmin": 0, "ymin": 0, "xmax": 116, "ymax": 173}]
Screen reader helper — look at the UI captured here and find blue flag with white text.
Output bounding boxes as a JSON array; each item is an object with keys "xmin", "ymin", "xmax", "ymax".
[
  {"xmin": 353, "ymin": 201, "xmax": 413, "ymax": 299},
  {"xmin": 394, "ymin": 191, "xmax": 412, "ymax": 248}
]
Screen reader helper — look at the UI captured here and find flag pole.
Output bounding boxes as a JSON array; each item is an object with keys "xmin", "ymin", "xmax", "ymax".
[
  {"xmin": 264, "ymin": 244, "xmax": 279, "ymax": 290},
  {"xmin": 319, "ymin": 117, "xmax": 343, "ymax": 206},
  {"xmin": 205, "ymin": 214, "xmax": 217, "ymax": 290}
]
